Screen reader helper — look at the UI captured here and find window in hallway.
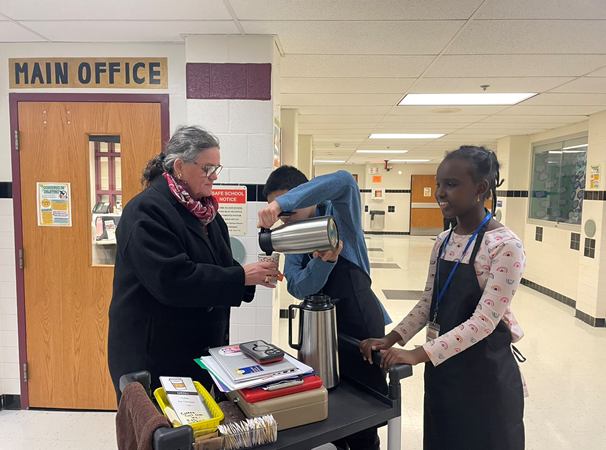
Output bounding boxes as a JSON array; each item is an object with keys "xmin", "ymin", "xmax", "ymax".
[{"xmin": 530, "ymin": 135, "xmax": 587, "ymax": 225}]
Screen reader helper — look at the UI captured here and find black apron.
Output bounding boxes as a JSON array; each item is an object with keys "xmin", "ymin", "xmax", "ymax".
[
  {"xmin": 301, "ymin": 205, "xmax": 387, "ymax": 395},
  {"xmin": 424, "ymin": 224, "xmax": 525, "ymax": 450}
]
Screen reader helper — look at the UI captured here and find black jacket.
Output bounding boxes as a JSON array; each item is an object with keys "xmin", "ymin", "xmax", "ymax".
[{"xmin": 108, "ymin": 176, "xmax": 255, "ymax": 398}]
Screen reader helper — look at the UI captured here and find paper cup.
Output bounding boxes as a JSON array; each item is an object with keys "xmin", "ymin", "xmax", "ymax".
[{"xmin": 258, "ymin": 252, "xmax": 281, "ymax": 285}]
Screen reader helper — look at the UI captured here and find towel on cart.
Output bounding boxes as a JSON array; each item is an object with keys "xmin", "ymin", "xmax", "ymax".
[{"xmin": 116, "ymin": 381, "xmax": 172, "ymax": 450}]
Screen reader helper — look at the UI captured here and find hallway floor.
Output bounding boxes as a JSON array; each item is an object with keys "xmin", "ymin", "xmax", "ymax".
[{"xmin": 1, "ymin": 236, "xmax": 605, "ymax": 449}]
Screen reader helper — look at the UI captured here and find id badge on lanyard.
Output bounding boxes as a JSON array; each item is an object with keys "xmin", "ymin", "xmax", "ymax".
[
  {"xmin": 426, "ymin": 213, "xmax": 491, "ymax": 343},
  {"xmin": 426, "ymin": 322, "xmax": 440, "ymax": 342}
]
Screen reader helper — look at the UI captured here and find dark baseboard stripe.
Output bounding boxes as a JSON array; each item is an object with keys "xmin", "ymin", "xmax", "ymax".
[
  {"xmin": 521, "ymin": 278, "xmax": 605, "ymax": 327},
  {"xmin": 364, "ymin": 231, "xmax": 410, "ymax": 235},
  {"xmin": 575, "ymin": 310, "xmax": 606, "ymax": 327},
  {"xmin": 279, "ymin": 308, "xmax": 289, "ymax": 319},
  {"xmin": 495, "ymin": 190, "xmax": 529, "ymax": 198},
  {"xmin": 0, "ymin": 182, "xmax": 12, "ymax": 199},
  {"xmin": 360, "ymin": 189, "xmax": 372, "ymax": 193},
  {"xmin": 583, "ymin": 191, "xmax": 606, "ymax": 201},
  {"xmin": 384, "ymin": 189, "xmax": 411, "ymax": 194},
  {"xmin": 0, "ymin": 394, "xmax": 21, "ymax": 410}
]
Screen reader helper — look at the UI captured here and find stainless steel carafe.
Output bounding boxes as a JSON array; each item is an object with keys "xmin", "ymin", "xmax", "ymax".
[
  {"xmin": 288, "ymin": 294, "xmax": 340, "ymax": 389},
  {"xmin": 259, "ymin": 215, "xmax": 339, "ymax": 256}
]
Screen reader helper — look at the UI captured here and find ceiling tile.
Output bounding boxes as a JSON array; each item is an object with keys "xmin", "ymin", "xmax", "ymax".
[
  {"xmin": 0, "ymin": 21, "xmax": 47, "ymax": 41},
  {"xmin": 426, "ymin": 55, "xmax": 606, "ymax": 77},
  {"xmin": 0, "ymin": 0, "xmax": 232, "ymax": 20},
  {"xmin": 390, "ymin": 105, "xmax": 510, "ymax": 115},
  {"xmin": 481, "ymin": 115, "xmax": 588, "ymax": 123},
  {"xmin": 447, "ymin": 20, "xmax": 606, "ymax": 55},
  {"xmin": 381, "ymin": 114, "xmax": 489, "ymax": 123},
  {"xmin": 476, "ymin": 0, "xmax": 606, "ymax": 19},
  {"xmin": 298, "ymin": 123, "xmax": 379, "ymax": 130},
  {"xmin": 296, "ymin": 105, "xmax": 393, "ymax": 115},
  {"xmin": 550, "ymin": 78, "xmax": 606, "ymax": 93},
  {"xmin": 298, "ymin": 115, "xmax": 386, "ymax": 123},
  {"xmin": 586, "ymin": 66, "xmax": 606, "ymax": 77},
  {"xmin": 242, "ymin": 21, "xmax": 463, "ymax": 55},
  {"xmin": 230, "ymin": 0, "xmax": 483, "ymax": 20},
  {"xmin": 20, "ymin": 20, "xmax": 239, "ymax": 42},
  {"xmin": 452, "ymin": 122, "xmax": 558, "ymax": 130},
  {"xmin": 281, "ymin": 55, "xmax": 434, "ymax": 78},
  {"xmin": 281, "ymin": 93, "xmax": 402, "ymax": 106},
  {"xmin": 281, "ymin": 77, "xmax": 416, "ymax": 94},
  {"xmin": 373, "ymin": 125, "xmax": 463, "ymax": 133},
  {"xmin": 411, "ymin": 77, "xmax": 575, "ymax": 94},
  {"xmin": 498, "ymin": 105, "xmax": 605, "ymax": 115}
]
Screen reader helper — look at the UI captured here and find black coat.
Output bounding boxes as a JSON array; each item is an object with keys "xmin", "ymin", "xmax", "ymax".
[{"xmin": 108, "ymin": 176, "xmax": 255, "ymax": 398}]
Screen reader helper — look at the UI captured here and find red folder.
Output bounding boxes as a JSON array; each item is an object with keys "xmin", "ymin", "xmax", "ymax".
[{"xmin": 238, "ymin": 375, "xmax": 323, "ymax": 403}]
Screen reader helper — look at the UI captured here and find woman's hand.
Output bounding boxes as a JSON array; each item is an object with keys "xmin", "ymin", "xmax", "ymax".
[
  {"xmin": 360, "ymin": 330, "xmax": 400, "ymax": 364},
  {"xmin": 243, "ymin": 262, "xmax": 281, "ymax": 288},
  {"xmin": 380, "ymin": 346, "xmax": 430, "ymax": 370},
  {"xmin": 257, "ymin": 201, "xmax": 283, "ymax": 229},
  {"xmin": 312, "ymin": 240, "xmax": 343, "ymax": 262}
]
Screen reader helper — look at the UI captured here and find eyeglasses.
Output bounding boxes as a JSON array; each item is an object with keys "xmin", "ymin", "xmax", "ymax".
[{"xmin": 192, "ymin": 162, "xmax": 223, "ymax": 177}]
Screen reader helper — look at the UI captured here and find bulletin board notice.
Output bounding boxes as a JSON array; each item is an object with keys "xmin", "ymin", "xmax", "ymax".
[
  {"xmin": 212, "ymin": 186, "xmax": 247, "ymax": 236},
  {"xmin": 37, "ymin": 182, "xmax": 72, "ymax": 227}
]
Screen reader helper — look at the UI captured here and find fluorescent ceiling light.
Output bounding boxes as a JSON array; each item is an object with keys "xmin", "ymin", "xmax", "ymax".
[
  {"xmin": 369, "ymin": 133, "xmax": 444, "ymax": 139},
  {"xmin": 399, "ymin": 93, "xmax": 537, "ymax": 106},
  {"xmin": 562, "ymin": 144, "xmax": 588, "ymax": 150},
  {"xmin": 314, "ymin": 160, "xmax": 345, "ymax": 164},
  {"xmin": 356, "ymin": 150, "xmax": 409, "ymax": 154},
  {"xmin": 391, "ymin": 159, "xmax": 431, "ymax": 163}
]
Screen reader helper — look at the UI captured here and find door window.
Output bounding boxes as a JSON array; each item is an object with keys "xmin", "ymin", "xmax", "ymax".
[{"xmin": 90, "ymin": 135, "xmax": 122, "ymax": 265}]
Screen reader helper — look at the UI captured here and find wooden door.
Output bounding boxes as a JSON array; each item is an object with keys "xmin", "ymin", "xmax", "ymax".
[
  {"xmin": 410, "ymin": 174, "xmax": 443, "ymax": 236},
  {"xmin": 19, "ymin": 102, "xmax": 161, "ymax": 409}
]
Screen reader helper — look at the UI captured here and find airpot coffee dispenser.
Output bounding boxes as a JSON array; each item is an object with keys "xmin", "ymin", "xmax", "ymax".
[
  {"xmin": 258, "ymin": 215, "xmax": 339, "ymax": 255},
  {"xmin": 288, "ymin": 294, "xmax": 340, "ymax": 389}
]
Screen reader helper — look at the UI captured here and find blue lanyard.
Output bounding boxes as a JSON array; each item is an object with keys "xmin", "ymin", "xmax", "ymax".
[{"xmin": 433, "ymin": 213, "xmax": 492, "ymax": 323}]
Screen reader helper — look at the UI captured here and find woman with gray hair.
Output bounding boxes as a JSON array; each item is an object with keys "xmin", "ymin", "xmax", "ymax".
[{"xmin": 108, "ymin": 125, "xmax": 278, "ymax": 400}]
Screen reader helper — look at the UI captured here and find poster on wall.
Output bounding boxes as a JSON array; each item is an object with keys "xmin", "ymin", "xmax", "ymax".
[
  {"xmin": 424, "ymin": 187, "xmax": 432, "ymax": 197},
  {"xmin": 372, "ymin": 175, "xmax": 382, "ymax": 183},
  {"xmin": 590, "ymin": 164, "xmax": 600, "ymax": 189},
  {"xmin": 352, "ymin": 174, "xmax": 359, "ymax": 183},
  {"xmin": 273, "ymin": 118, "xmax": 281, "ymax": 169},
  {"xmin": 37, "ymin": 182, "xmax": 72, "ymax": 227},
  {"xmin": 212, "ymin": 186, "xmax": 247, "ymax": 235}
]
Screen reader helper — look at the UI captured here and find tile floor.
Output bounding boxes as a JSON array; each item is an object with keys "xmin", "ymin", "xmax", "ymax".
[{"xmin": 1, "ymin": 235, "xmax": 605, "ymax": 449}]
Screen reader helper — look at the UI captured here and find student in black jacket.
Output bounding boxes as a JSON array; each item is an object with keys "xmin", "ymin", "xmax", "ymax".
[{"xmin": 108, "ymin": 126, "xmax": 278, "ymax": 401}]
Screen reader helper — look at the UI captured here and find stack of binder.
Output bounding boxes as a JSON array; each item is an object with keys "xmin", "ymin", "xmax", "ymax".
[
  {"xmin": 195, "ymin": 344, "xmax": 313, "ymax": 392},
  {"xmin": 196, "ymin": 343, "xmax": 328, "ymax": 431}
]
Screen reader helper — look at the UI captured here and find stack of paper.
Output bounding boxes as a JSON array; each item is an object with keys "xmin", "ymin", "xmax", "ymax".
[{"xmin": 195, "ymin": 344, "xmax": 313, "ymax": 392}]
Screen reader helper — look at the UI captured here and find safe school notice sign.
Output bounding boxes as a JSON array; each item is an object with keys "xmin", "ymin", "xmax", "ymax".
[
  {"xmin": 212, "ymin": 187, "xmax": 247, "ymax": 236},
  {"xmin": 9, "ymin": 58, "xmax": 168, "ymax": 89}
]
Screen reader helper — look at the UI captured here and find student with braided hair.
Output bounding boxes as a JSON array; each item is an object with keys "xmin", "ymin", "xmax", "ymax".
[{"xmin": 361, "ymin": 146, "xmax": 527, "ymax": 450}]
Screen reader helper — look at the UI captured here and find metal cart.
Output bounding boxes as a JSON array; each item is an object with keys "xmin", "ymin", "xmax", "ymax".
[{"xmin": 119, "ymin": 334, "xmax": 413, "ymax": 450}]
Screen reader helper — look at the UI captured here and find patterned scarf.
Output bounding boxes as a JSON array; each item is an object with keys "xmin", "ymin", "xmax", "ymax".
[{"xmin": 163, "ymin": 172, "xmax": 218, "ymax": 227}]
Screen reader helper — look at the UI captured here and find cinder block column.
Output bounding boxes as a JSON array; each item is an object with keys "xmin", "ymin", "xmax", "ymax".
[{"xmin": 185, "ymin": 35, "xmax": 283, "ymax": 343}]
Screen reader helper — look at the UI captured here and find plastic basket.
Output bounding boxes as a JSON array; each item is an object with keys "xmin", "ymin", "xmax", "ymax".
[{"xmin": 154, "ymin": 381, "xmax": 224, "ymax": 437}]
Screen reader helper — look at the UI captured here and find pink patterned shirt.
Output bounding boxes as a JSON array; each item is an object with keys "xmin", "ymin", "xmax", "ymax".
[{"xmin": 393, "ymin": 227, "xmax": 526, "ymax": 370}]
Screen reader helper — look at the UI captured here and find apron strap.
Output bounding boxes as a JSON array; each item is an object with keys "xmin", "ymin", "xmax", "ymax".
[{"xmin": 512, "ymin": 345, "xmax": 527, "ymax": 363}]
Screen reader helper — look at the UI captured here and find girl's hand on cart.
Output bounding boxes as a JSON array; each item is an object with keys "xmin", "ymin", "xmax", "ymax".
[
  {"xmin": 360, "ymin": 331, "xmax": 399, "ymax": 364},
  {"xmin": 380, "ymin": 346, "xmax": 430, "ymax": 370}
]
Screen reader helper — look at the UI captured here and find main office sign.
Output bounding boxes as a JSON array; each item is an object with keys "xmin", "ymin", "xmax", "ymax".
[{"xmin": 9, "ymin": 58, "xmax": 168, "ymax": 89}]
